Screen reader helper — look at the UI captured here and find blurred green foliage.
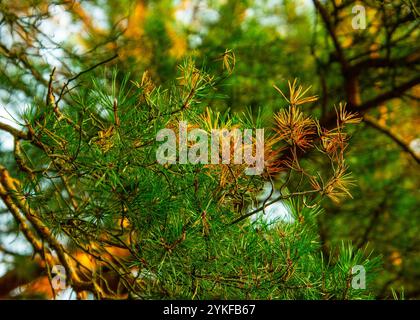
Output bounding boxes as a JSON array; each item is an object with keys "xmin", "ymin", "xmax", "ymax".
[{"xmin": 0, "ymin": 0, "xmax": 418, "ymax": 299}]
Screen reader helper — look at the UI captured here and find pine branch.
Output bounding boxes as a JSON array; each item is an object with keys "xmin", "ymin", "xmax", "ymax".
[{"xmin": 0, "ymin": 122, "xmax": 29, "ymax": 140}]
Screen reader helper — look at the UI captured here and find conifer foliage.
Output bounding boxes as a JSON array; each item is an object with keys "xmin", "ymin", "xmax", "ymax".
[{"xmin": 0, "ymin": 56, "xmax": 380, "ymax": 299}]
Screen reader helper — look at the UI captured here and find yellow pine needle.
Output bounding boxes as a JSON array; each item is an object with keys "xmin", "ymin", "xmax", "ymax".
[
  {"xmin": 273, "ymin": 79, "xmax": 318, "ymax": 106},
  {"xmin": 216, "ymin": 49, "xmax": 236, "ymax": 75}
]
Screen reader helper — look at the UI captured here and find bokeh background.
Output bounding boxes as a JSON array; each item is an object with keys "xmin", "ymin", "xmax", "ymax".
[{"xmin": 0, "ymin": 0, "xmax": 419, "ymax": 299}]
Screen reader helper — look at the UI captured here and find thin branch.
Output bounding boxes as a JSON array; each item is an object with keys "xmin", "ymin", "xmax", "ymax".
[
  {"xmin": 357, "ymin": 197, "xmax": 387, "ymax": 249},
  {"xmin": 230, "ymin": 189, "xmax": 320, "ymax": 225},
  {"xmin": 56, "ymin": 54, "xmax": 119, "ymax": 105},
  {"xmin": 113, "ymin": 98, "xmax": 120, "ymax": 127},
  {"xmin": 357, "ymin": 76, "xmax": 420, "ymax": 113},
  {"xmin": 0, "ymin": 122, "xmax": 29, "ymax": 140},
  {"xmin": 0, "ymin": 165, "xmax": 92, "ymax": 292},
  {"xmin": 349, "ymin": 52, "xmax": 420, "ymax": 72},
  {"xmin": 364, "ymin": 115, "xmax": 420, "ymax": 164},
  {"xmin": 313, "ymin": 0, "xmax": 348, "ymax": 70},
  {"xmin": 321, "ymin": 75, "xmax": 420, "ymax": 128}
]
